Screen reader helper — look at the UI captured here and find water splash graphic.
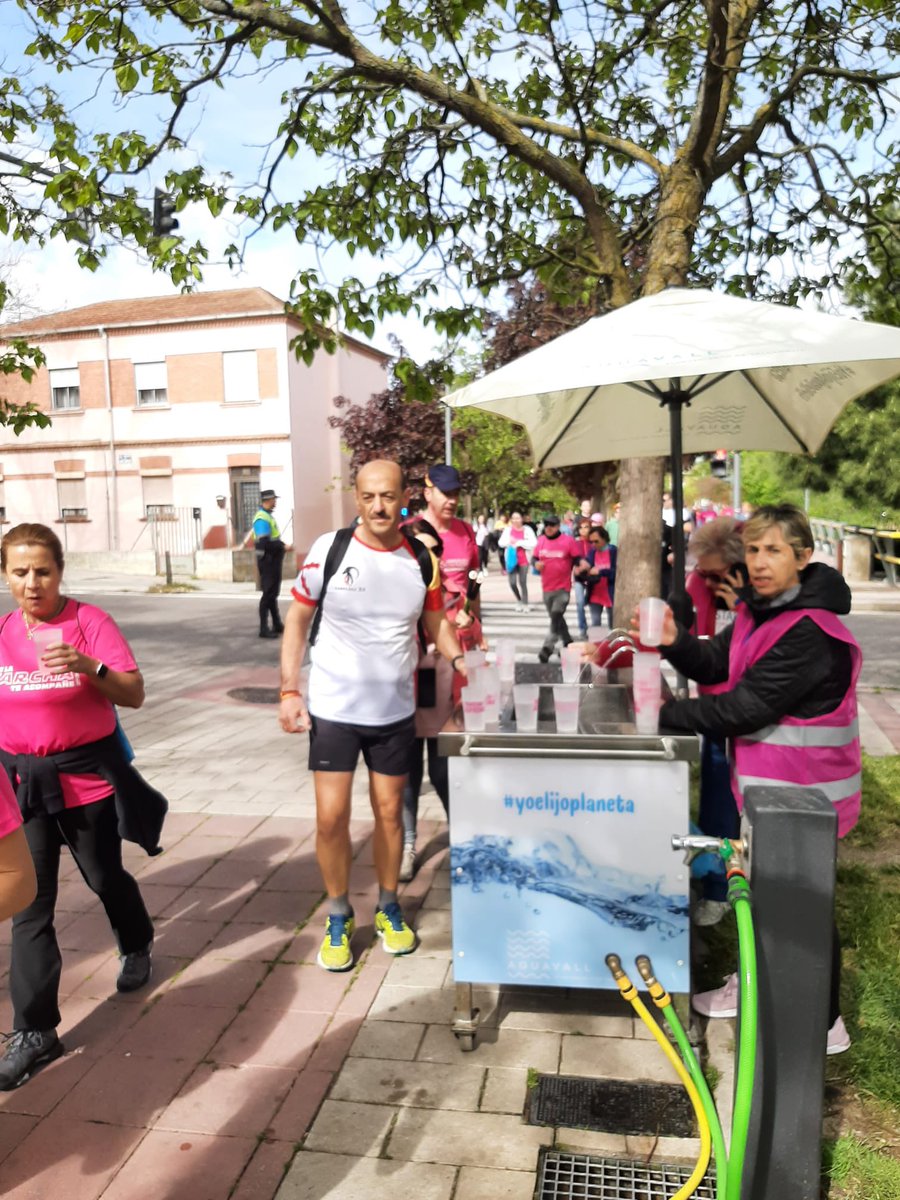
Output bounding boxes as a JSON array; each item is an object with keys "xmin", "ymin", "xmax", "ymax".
[{"xmin": 452, "ymin": 833, "xmax": 687, "ymax": 939}]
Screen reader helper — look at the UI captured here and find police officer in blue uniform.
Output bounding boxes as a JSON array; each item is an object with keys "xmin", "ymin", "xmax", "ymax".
[{"xmin": 252, "ymin": 489, "xmax": 286, "ymax": 638}]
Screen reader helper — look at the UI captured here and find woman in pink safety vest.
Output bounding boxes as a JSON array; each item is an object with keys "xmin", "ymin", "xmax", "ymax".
[{"xmin": 652, "ymin": 504, "xmax": 860, "ymax": 1056}]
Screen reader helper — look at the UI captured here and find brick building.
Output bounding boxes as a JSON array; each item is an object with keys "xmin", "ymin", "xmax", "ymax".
[{"xmin": 0, "ymin": 288, "xmax": 389, "ymax": 561}]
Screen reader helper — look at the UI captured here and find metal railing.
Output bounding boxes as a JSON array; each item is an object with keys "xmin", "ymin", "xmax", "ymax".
[{"xmin": 809, "ymin": 519, "xmax": 899, "ymax": 587}]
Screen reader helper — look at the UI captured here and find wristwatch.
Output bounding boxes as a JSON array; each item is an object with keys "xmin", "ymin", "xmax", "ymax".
[{"xmin": 95, "ymin": 662, "xmax": 109, "ymax": 680}]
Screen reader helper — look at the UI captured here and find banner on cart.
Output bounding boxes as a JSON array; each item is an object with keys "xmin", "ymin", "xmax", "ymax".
[{"xmin": 449, "ymin": 756, "xmax": 690, "ymax": 992}]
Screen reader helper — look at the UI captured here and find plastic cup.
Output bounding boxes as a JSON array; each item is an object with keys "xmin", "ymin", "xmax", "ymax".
[
  {"xmin": 494, "ymin": 638, "xmax": 516, "ymax": 686},
  {"xmin": 639, "ymin": 597, "xmax": 667, "ymax": 647},
  {"xmin": 31, "ymin": 625, "xmax": 62, "ymax": 674},
  {"xmin": 480, "ymin": 666, "xmax": 501, "ymax": 726},
  {"xmin": 561, "ymin": 645, "xmax": 583, "ymax": 683},
  {"xmin": 632, "ymin": 650, "xmax": 662, "ymax": 734},
  {"xmin": 552, "ymin": 685, "xmax": 580, "ymax": 734},
  {"xmin": 587, "ymin": 626, "xmax": 606, "ymax": 644},
  {"xmin": 462, "ymin": 687, "xmax": 486, "ymax": 732},
  {"xmin": 464, "ymin": 649, "xmax": 486, "ymax": 672},
  {"xmin": 513, "ymin": 683, "xmax": 540, "ymax": 732}
]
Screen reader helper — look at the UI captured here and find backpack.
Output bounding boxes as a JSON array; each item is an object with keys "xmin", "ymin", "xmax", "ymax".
[{"xmin": 308, "ymin": 523, "xmax": 435, "ymax": 646}]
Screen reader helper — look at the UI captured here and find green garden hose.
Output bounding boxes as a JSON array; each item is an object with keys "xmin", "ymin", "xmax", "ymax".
[{"xmin": 726, "ymin": 865, "xmax": 758, "ymax": 1200}]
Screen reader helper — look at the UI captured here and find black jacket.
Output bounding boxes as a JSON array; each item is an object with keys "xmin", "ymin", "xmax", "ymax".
[
  {"xmin": 659, "ymin": 562, "xmax": 854, "ymax": 739},
  {"xmin": 0, "ymin": 733, "xmax": 168, "ymax": 856}
]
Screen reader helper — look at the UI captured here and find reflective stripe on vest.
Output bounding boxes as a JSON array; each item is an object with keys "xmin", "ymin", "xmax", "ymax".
[
  {"xmin": 735, "ymin": 769, "xmax": 862, "ymax": 806},
  {"xmin": 739, "ymin": 718, "xmax": 859, "ymax": 748}
]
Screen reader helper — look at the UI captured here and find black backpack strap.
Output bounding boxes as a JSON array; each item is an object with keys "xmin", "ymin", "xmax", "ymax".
[
  {"xmin": 307, "ymin": 526, "xmax": 356, "ymax": 647},
  {"xmin": 402, "ymin": 531, "xmax": 435, "ymax": 590}
]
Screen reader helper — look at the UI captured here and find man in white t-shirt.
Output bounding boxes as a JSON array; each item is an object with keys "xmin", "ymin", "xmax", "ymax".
[{"xmin": 279, "ymin": 460, "xmax": 466, "ymax": 972}]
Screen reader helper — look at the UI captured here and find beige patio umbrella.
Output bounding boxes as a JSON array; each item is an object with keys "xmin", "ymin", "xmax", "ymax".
[{"xmin": 443, "ymin": 287, "xmax": 900, "ymax": 584}]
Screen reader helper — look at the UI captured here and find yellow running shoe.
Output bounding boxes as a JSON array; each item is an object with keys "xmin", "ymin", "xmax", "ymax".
[
  {"xmin": 374, "ymin": 903, "xmax": 416, "ymax": 955},
  {"xmin": 317, "ymin": 912, "xmax": 355, "ymax": 972}
]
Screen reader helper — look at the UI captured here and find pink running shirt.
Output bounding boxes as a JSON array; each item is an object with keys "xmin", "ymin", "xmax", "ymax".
[
  {"xmin": 432, "ymin": 517, "xmax": 478, "ymax": 598},
  {"xmin": 0, "ymin": 600, "xmax": 138, "ymax": 809},
  {"xmin": 534, "ymin": 533, "xmax": 582, "ymax": 592}
]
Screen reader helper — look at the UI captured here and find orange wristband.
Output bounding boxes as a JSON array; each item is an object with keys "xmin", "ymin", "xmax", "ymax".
[{"xmin": 280, "ymin": 689, "xmax": 301, "ymax": 700}]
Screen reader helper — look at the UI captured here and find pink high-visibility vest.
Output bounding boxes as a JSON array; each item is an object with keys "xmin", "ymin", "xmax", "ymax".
[{"xmin": 727, "ymin": 606, "xmax": 862, "ymax": 837}]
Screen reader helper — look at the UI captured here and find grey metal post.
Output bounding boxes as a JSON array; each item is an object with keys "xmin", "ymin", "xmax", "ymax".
[{"xmin": 741, "ymin": 785, "xmax": 837, "ymax": 1200}]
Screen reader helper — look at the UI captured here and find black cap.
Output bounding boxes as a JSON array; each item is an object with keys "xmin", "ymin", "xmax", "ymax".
[
  {"xmin": 426, "ymin": 464, "xmax": 462, "ymax": 492},
  {"xmin": 260, "ymin": 489, "xmax": 278, "ymax": 502},
  {"xmin": 543, "ymin": 514, "xmax": 560, "ymax": 526}
]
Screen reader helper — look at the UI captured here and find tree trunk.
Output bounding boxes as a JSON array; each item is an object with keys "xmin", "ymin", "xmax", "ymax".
[{"xmin": 613, "ymin": 456, "xmax": 665, "ymax": 628}]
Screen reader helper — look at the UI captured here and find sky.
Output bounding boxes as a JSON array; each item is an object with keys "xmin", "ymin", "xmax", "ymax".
[{"xmin": 0, "ymin": 5, "xmax": 442, "ymax": 363}]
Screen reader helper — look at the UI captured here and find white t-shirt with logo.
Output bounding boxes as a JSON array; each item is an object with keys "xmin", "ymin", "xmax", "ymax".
[{"xmin": 292, "ymin": 531, "xmax": 442, "ymax": 726}]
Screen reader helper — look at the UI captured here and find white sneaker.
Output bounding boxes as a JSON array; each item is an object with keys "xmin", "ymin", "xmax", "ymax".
[
  {"xmin": 514, "ymin": 603, "xmax": 523, "ymax": 612},
  {"xmin": 827, "ymin": 1015, "xmax": 851, "ymax": 1055},
  {"xmin": 692, "ymin": 972, "xmax": 738, "ymax": 1018},
  {"xmin": 692, "ymin": 899, "xmax": 731, "ymax": 927},
  {"xmin": 399, "ymin": 844, "xmax": 416, "ymax": 883}
]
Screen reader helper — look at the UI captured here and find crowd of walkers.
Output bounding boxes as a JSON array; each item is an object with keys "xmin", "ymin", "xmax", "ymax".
[{"xmin": 0, "ymin": 470, "xmax": 858, "ymax": 1093}]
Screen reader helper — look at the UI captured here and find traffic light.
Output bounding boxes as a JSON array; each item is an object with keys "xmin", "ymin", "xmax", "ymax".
[
  {"xmin": 152, "ymin": 188, "xmax": 179, "ymax": 237},
  {"xmin": 710, "ymin": 452, "xmax": 729, "ymax": 479}
]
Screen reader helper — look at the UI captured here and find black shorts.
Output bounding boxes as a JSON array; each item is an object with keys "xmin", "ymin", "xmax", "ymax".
[{"xmin": 308, "ymin": 713, "xmax": 416, "ymax": 776}]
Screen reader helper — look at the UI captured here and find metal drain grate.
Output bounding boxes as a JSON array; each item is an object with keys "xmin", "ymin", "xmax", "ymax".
[
  {"xmin": 538, "ymin": 1150, "xmax": 716, "ymax": 1200},
  {"xmin": 226, "ymin": 686, "xmax": 280, "ymax": 704},
  {"xmin": 530, "ymin": 1076, "xmax": 696, "ymax": 1138}
]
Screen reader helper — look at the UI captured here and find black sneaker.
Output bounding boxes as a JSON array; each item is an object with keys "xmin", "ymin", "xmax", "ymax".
[
  {"xmin": 117, "ymin": 942, "xmax": 153, "ymax": 993},
  {"xmin": 538, "ymin": 648, "xmax": 551, "ymax": 663},
  {"xmin": 258, "ymin": 629, "xmax": 279, "ymax": 639},
  {"xmin": 0, "ymin": 1030, "xmax": 63, "ymax": 1090}
]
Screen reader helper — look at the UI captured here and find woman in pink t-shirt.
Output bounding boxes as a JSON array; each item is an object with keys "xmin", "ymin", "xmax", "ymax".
[{"xmin": 0, "ymin": 524, "xmax": 156, "ymax": 1090}]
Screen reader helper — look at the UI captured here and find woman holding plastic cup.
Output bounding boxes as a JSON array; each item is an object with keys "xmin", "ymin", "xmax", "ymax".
[
  {"xmin": 627, "ymin": 505, "xmax": 860, "ymax": 1054},
  {"xmin": 0, "ymin": 523, "xmax": 165, "ymax": 1089}
]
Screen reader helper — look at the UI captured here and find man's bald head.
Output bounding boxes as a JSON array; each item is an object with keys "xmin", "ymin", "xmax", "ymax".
[
  {"xmin": 354, "ymin": 459, "xmax": 409, "ymax": 547},
  {"xmin": 355, "ymin": 459, "xmax": 406, "ymax": 495}
]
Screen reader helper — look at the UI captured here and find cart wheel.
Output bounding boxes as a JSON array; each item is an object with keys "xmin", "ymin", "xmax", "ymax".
[{"xmin": 456, "ymin": 1033, "xmax": 475, "ymax": 1052}]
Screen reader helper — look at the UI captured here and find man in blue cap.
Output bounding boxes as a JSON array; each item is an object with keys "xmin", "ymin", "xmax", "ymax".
[{"xmin": 422, "ymin": 464, "xmax": 480, "ymax": 614}]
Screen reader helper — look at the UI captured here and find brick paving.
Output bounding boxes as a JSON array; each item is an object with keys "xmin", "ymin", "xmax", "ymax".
[{"xmin": 0, "ymin": 566, "xmax": 896, "ymax": 1198}]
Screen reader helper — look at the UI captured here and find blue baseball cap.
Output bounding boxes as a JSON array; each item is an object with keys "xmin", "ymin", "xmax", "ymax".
[{"xmin": 426, "ymin": 464, "xmax": 462, "ymax": 492}]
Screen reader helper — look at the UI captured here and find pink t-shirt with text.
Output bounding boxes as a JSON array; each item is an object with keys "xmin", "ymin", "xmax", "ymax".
[
  {"xmin": 0, "ymin": 600, "xmax": 138, "ymax": 808},
  {"xmin": 534, "ymin": 533, "xmax": 582, "ymax": 592}
]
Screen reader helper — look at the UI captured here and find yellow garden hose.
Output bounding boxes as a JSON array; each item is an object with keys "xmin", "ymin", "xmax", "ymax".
[{"xmin": 606, "ymin": 954, "xmax": 712, "ymax": 1200}]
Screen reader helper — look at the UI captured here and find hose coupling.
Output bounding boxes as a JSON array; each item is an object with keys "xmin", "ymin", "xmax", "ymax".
[{"xmin": 635, "ymin": 955, "xmax": 670, "ymax": 1007}]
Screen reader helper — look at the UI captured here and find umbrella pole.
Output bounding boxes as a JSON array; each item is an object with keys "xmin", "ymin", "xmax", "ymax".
[
  {"xmin": 667, "ymin": 387, "xmax": 688, "ymax": 591},
  {"xmin": 667, "ymin": 387, "xmax": 690, "ymax": 700}
]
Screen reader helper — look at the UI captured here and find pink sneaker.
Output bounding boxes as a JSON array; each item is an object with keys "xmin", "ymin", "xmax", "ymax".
[
  {"xmin": 827, "ymin": 1016, "xmax": 851, "ymax": 1055},
  {"xmin": 692, "ymin": 972, "xmax": 738, "ymax": 1018}
]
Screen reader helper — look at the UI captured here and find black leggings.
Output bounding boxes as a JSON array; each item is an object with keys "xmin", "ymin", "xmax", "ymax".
[{"xmin": 11, "ymin": 794, "xmax": 153, "ymax": 1030}]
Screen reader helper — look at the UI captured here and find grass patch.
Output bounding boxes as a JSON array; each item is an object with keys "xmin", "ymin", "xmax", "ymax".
[
  {"xmin": 823, "ymin": 1135, "xmax": 900, "ymax": 1199},
  {"xmin": 845, "ymin": 755, "xmax": 900, "ymax": 848},
  {"xmin": 147, "ymin": 582, "xmax": 201, "ymax": 593}
]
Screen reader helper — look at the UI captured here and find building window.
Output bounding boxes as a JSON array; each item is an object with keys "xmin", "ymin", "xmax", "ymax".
[
  {"xmin": 223, "ymin": 351, "xmax": 259, "ymax": 404},
  {"xmin": 50, "ymin": 368, "xmax": 81, "ymax": 410},
  {"xmin": 135, "ymin": 361, "xmax": 168, "ymax": 407},
  {"xmin": 141, "ymin": 473, "xmax": 174, "ymax": 518},
  {"xmin": 57, "ymin": 477, "xmax": 88, "ymax": 519}
]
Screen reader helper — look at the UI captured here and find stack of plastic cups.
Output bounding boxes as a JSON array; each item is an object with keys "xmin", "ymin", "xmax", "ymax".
[
  {"xmin": 513, "ymin": 683, "xmax": 539, "ymax": 732},
  {"xmin": 461, "ymin": 672, "xmax": 485, "ymax": 731},
  {"xmin": 632, "ymin": 651, "xmax": 662, "ymax": 734},
  {"xmin": 560, "ymin": 644, "xmax": 583, "ymax": 683},
  {"xmin": 586, "ymin": 626, "xmax": 608, "ymax": 683},
  {"xmin": 552, "ymin": 684, "xmax": 580, "ymax": 733},
  {"xmin": 480, "ymin": 665, "xmax": 501, "ymax": 727},
  {"xmin": 494, "ymin": 638, "xmax": 516, "ymax": 695}
]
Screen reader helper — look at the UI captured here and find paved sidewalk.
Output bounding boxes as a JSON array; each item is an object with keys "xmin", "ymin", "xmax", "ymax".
[{"xmin": 0, "ymin": 562, "xmax": 895, "ymax": 1199}]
